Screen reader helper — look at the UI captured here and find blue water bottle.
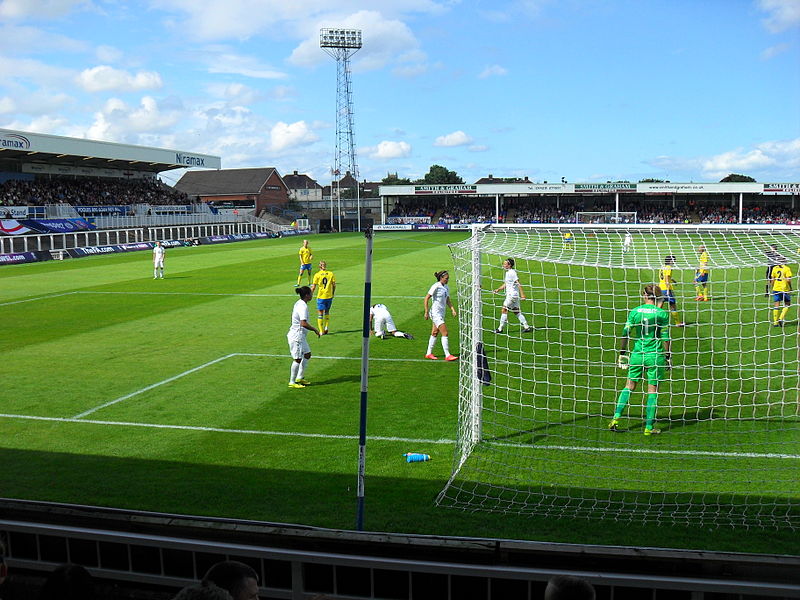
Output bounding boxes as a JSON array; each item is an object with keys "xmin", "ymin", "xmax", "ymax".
[{"xmin": 403, "ymin": 452, "xmax": 431, "ymax": 463}]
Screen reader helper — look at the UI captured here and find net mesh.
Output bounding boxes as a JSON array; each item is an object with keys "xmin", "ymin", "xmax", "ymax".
[{"xmin": 437, "ymin": 224, "xmax": 800, "ymax": 529}]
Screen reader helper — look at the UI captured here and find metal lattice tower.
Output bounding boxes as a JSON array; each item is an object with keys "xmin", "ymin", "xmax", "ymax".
[{"xmin": 321, "ymin": 28, "xmax": 362, "ymax": 229}]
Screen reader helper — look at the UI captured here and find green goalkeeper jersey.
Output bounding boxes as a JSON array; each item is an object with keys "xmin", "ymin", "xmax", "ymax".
[{"xmin": 622, "ymin": 304, "xmax": 670, "ymax": 354}]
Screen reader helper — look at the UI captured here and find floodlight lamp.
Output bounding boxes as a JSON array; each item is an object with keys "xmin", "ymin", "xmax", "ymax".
[{"xmin": 320, "ymin": 28, "xmax": 362, "ymax": 49}]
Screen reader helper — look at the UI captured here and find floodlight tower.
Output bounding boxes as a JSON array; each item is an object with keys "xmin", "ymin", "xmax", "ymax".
[{"xmin": 320, "ymin": 28, "xmax": 362, "ymax": 232}]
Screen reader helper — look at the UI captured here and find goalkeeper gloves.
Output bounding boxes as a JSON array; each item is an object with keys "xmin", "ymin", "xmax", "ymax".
[
  {"xmin": 617, "ymin": 353, "xmax": 629, "ymax": 370},
  {"xmin": 665, "ymin": 353, "xmax": 672, "ymax": 371}
]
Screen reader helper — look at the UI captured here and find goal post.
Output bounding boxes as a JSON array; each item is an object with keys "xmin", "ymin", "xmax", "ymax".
[
  {"xmin": 438, "ymin": 223, "xmax": 800, "ymax": 528},
  {"xmin": 576, "ymin": 211, "xmax": 637, "ymax": 224}
]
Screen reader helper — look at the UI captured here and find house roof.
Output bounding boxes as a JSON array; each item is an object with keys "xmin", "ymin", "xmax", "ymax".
[
  {"xmin": 175, "ymin": 167, "xmax": 283, "ymax": 196},
  {"xmin": 284, "ymin": 171, "xmax": 322, "ymax": 190}
]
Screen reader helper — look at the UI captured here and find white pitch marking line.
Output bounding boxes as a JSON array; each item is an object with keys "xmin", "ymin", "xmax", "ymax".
[
  {"xmin": 75, "ymin": 291, "xmax": 424, "ymax": 300},
  {"xmin": 0, "ymin": 413, "xmax": 796, "ymax": 459},
  {"xmin": 71, "ymin": 353, "xmax": 444, "ymax": 420},
  {"xmin": 0, "ymin": 291, "xmax": 79, "ymax": 307},
  {"xmin": 72, "ymin": 353, "xmax": 239, "ymax": 419}
]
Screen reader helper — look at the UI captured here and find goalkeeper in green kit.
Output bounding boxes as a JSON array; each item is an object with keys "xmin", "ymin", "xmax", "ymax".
[{"xmin": 609, "ymin": 284, "xmax": 672, "ymax": 436}]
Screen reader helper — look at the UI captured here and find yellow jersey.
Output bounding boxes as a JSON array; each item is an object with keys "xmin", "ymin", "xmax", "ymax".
[
  {"xmin": 771, "ymin": 265, "xmax": 792, "ymax": 292},
  {"xmin": 697, "ymin": 251, "xmax": 709, "ymax": 275},
  {"xmin": 658, "ymin": 265, "xmax": 675, "ymax": 291},
  {"xmin": 313, "ymin": 269, "xmax": 336, "ymax": 299},
  {"xmin": 299, "ymin": 246, "xmax": 312, "ymax": 265}
]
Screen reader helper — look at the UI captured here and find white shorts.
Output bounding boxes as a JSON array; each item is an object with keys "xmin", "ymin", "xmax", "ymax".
[
  {"xmin": 154, "ymin": 259, "xmax": 164, "ymax": 268},
  {"xmin": 503, "ymin": 296, "xmax": 521, "ymax": 310},
  {"xmin": 430, "ymin": 311, "xmax": 445, "ymax": 328},
  {"xmin": 287, "ymin": 334, "xmax": 311, "ymax": 359},
  {"xmin": 373, "ymin": 315, "xmax": 396, "ymax": 336}
]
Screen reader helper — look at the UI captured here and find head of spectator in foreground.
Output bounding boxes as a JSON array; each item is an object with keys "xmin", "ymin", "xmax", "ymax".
[
  {"xmin": 37, "ymin": 563, "xmax": 96, "ymax": 600},
  {"xmin": 172, "ymin": 583, "xmax": 233, "ymax": 600},
  {"xmin": 201, "ymin": 561, "xmax": 259, "ymax": 600},
  {"xmin": 544, "ymin": 575, "xmax": 596, "ymax": 600}
]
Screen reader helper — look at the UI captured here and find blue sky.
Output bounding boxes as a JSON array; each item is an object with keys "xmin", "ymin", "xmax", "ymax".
[{"xmin": 0, "ymin": 0, "xmax": 798, "ymax": 185}]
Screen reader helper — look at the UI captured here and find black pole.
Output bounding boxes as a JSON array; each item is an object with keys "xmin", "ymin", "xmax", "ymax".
[{"xmin": 356, "ymin": 227, "xmax": 373, "ymax": 530}]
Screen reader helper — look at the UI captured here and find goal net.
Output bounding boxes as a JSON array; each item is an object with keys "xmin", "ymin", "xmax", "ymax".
[
  {"xmin": 576, "ymin": 211, "xmax": 637, "ymax": 224},
  {"xmin": 437, "ymin": 224, "xmax": 800, "ymax": 529}
]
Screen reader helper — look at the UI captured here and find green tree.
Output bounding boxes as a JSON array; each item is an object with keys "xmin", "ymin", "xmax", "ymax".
[
  {"xmin": 415, "ymin": 165, "xmax": 464, "ymax": 184},
  {"xmin": 720, "ymin": 173, "xmax": 756, "ymax": 182},
  {"xmin": 382, "ymin": 173, "xmax": 412, "ymax": 185},
  {"xmin": 639, "ymin": 178, "xmax": 666, "ymax": 183}
]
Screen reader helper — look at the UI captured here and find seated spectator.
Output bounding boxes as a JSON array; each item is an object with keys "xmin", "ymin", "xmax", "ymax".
[
  {"xmin": 37, "ymin": 563, "xmax": 95, "ymax": 600},
  {"xmin": 173, "ymin": 584, "xmax": 233, "ymax": 600},
  {"xmin": 201, "ymin": 561, "xmax": 259, "ymax": 600},
  {"xmin": 544, "ymin": 574, "xmax": 596, "ymax": 600}
]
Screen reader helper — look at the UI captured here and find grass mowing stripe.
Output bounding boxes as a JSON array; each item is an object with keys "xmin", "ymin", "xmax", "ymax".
[{"xmin": 76, "ymin": 291, "xmax": 425, "ymax": 300}]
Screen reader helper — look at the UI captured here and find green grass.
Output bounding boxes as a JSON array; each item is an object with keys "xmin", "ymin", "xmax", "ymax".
[{"xmin": 0, "ymin": 231, "xmax": 798, "ymax": 555}]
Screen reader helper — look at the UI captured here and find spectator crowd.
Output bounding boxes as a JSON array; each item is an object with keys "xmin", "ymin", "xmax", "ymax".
[{"xmin": 0, "ymin": 177, "xmax": 189, "ymax": 207}]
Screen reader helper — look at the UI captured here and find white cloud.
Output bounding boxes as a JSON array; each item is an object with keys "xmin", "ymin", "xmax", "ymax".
[
  {"xmin": 434, "ymin": 130, "xmax": 473, "ymax": 147},
  {"xmin": 206, "ymin": 82, "xmax": 261, "ymax": 105},
  {"xmin": 478, "ymin": 64, "xmax": 508, "ymax": 78},
  {"xmin": 761, "ymin": 42, "xmax": 792, "ymax": 59},
  {"xmin": 0, "ymin": 96, "xmax": 15, "ymax": 114},
  {"xmin": 206, "ymin": 51, "xmax": 287, "ymax": 79},
  {"xmin": 468, "ymin": 144, "xmax": 489, "ymax": 152},
  {"xmin": 77, "ymin": 65, "xmax": 163, "ymax": 92},
  {"xmin": 85, "ymin": 96, "xmax": 182, "ymax": 142},
  {"xmin": 289, "ymin": 10, "xmax": 427, "ymax": 74},
  {"xmin": 0, "ymin": 24, "xmax": 87, "ymax": 54},
  {"xmin": 0, "ymin": 55, "xmax": 74, "ymax": 86},
  {"xmin": 648, "ymin": 138, "xmax": 800, "ymax": 180},
  {"xmin": 96, "ymin": 45, "xmax": 123, "ymax": 63},
  {"xmin": 268, "ymin": 120, "xmax": 319, "ymax": 152},
  {"xmin": 367, "ymin": 140, "xmax": 412, "ymax": 159},
  {"xmin": 0, "ymin": 0, "xmax": 87, "ymax": 19},
  {"xmin": 758, "ymin": 0, "xmax": 800, "ymax": 33}
]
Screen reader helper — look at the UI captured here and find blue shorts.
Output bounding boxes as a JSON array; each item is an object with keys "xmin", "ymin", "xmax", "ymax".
[
  {"xmin": 300, "ymin": 263, "xmax": 312, "ymax": 271},
  {"xmin": 317, "ymin": 298, "xmax": 333, "ymax": 312},
  {"xmin": 694, "ymin": 272, "xmax": 708, "ymax": 283},
  {"xmin": 662, "ymin": 290, "xmax": 676, "ymax": 306},
  {"xmin": 773, "ymin": 292, "xmax": 791, "ymax": 304}
]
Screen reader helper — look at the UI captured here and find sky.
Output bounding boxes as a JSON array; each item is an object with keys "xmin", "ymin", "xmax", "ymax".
[{"xmin": 0, "ymin": 0, "xmax": 798, "ymax": 186}]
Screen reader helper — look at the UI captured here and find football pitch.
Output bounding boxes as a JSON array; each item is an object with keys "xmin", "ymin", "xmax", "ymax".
[{"xmin": 1, "ymin": 231, "xmax": 797, "ymax": 555}]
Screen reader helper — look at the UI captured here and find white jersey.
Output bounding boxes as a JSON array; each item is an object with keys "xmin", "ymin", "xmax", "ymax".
[
  {"xmin": 370, "ymin": 304, "xmax": 396, "ymax": 335},
  {"xmin": 287, "ymin": 299, "xmax": 310, "ymax": 339},
  {"xmin": 504, "ymin": 269, "xmax": 521, "ymax": 298},
  {"xmin": 623, "ymin": 233, "xmax": 633, "ymax": 248},
  {"xmin": 153, "ymin": 245, "xmax": 165, "ymax": 264},
  {"xmin": 427, "ymin": 282, "xmax": 449, "ymax": 315}
]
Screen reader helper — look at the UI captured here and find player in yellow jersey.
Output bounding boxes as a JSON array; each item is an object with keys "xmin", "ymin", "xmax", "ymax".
[
  {"xmin": 311, "ymin": 260, "xmax": 336, "ymax": 334},
  {"xmin": 563, "ymin": 231, "xmax": 574, "ymax": 250},
  {"xmin": 769, "ymin": 262, "xmax": 792, "ymax": 327},
  {"xmin": 694, "ymin": 245, "xmax": 710, "ymax": 301},
  {"xmin": 296, "ymin": 239, "xmax": 313, "ymax": 287},
  {"xmin": 658, "ymin": 255, "xmax": 684, "ymax": 327}
]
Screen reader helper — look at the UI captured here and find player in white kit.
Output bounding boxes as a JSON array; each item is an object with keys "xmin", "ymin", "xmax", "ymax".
[
  {"xmin": 152, "ymin": 241, "xmax": 165, "ymax": 279},
  {"xmin": 423, "ymin": 270, "xmax": 458, "ymax": 361},
  {"xmin": 623, "ymin": 232, "xmax": 633, "ymax": 254},
  {"xmin": 370, "ymin": 304, "xmax": 414, "ymax": 339},
  {"xmin": 287, "ymin": 286, "xmax": 320, "ymax": 388},
  {"xmin": 493, "ymin": 258, "xmax": 532, "ymax": 334}
]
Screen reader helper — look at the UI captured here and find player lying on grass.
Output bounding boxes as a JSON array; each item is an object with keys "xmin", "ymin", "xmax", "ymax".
[
  {"xmin": 369, "ymin": 303, "xmax": 414, "ymax": 339},
  {"xmin": 493, "ymin": 258, "xmax": 532, "ymax": 334},
  {"xmin": 287, "ymin": 286, "xmax": 320, "ymax": 389},
  {"xmin": 610, "ymin": 284, "xmax": 671, "ymax": 436}
]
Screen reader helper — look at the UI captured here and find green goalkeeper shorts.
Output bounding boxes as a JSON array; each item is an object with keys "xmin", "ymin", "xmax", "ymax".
[{"xmin": 628, "ymin": 352, "xmax": 666, "ymax": 385}]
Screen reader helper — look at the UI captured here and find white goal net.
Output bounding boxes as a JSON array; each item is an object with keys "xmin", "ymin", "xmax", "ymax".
[{"xmin": 437, "ymin": 224, "xmax": 800, "ymax": 529}]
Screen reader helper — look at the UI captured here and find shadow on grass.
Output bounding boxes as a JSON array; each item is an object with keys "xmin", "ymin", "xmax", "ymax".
[{"xmin": 0, "ymin": 447, "xmax": 796, "ymax": 554}]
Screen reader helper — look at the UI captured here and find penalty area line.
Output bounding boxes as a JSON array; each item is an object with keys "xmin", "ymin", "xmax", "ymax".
[
  {"xmin": 0, "ymin": 413, "xmax": 454, "ymax": 446},
  {"xmin": 490, "ymin": 441, "xmax": 800, "ymax": 460},
  {"xmin": 0, "ymin": 291, "xmax": 79, "ymax": 307}
]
